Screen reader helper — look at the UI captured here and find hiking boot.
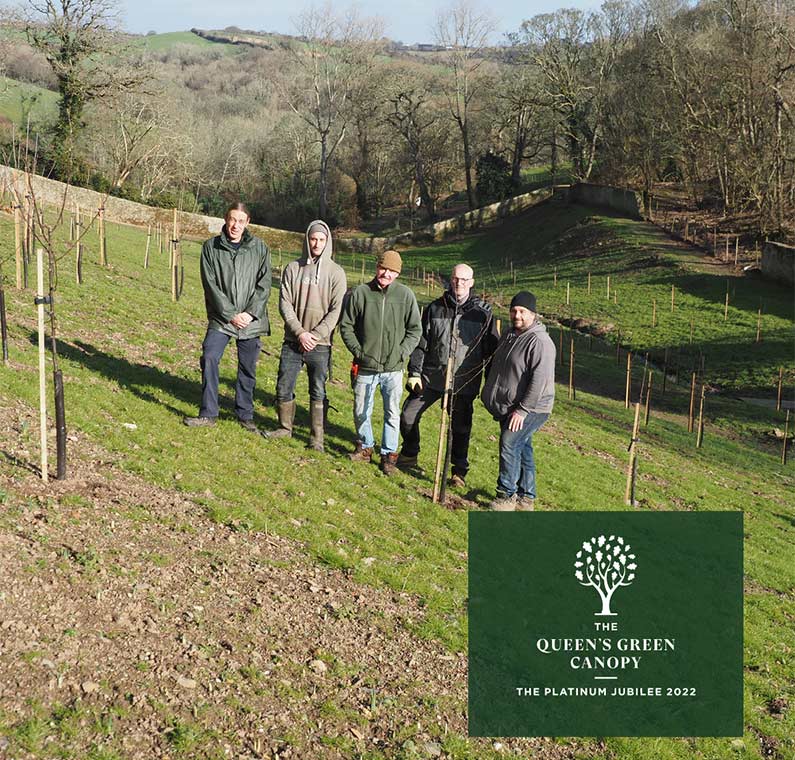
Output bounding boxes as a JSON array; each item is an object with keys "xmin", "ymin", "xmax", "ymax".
[
  {"xmin": 380, "ymin": 453, "xmax": 399, "ymax": 475},
  {"xmin": 397, "ymin": 453, "xmax": 418, "ymax": 469},
  {"xmin": 516, "ymin": 496, "xmax": 535, "ymax": 512},
  {"xmin": 265, "ymin": 400, "xmax": 295, "ymax": 439},
  {"xmin": 308, "ymin": 400, "xmax": 325, "ymax": 452},
  {"xmin": 349, "ymin": 443, "xmax": 373, "ymax": 463},
  {"xmin": 183, "ymin": 416, "xmax": 216, "ymax": 427},
  {"xmin": 237, "ymin": 418, "xmax": 259, "ymax": 433},
  {"xmin": 489, "ymin": 494, "xmax": 517, "ymax": 512},
  {"xmin": 448, "ymin": 473, "xmax": 466, "ymax": 488}
]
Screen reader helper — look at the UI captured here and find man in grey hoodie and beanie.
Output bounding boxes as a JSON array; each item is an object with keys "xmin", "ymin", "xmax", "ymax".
[
  {"xmin": 184, "ymin": 202, "xmax": 271, "ymax": 432},
  {"xmin": 481, "ymin": 291, "xmax": 555, "ymax": 511},
  {"xmin": 267, "ymin": 220, "xmax": 347, "ymax": 451}
]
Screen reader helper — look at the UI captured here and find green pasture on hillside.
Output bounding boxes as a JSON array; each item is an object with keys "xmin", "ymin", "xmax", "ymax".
[
  {"xmin": 0, "ymin": 203, "xmax": 793, "ymax": 759},
  {"xmin": 0, "ymin": 77, "xmax": 57, "ymax": 126},
  {"xmin": 133, "ymin": 30, "xmax": 240, "ymax": 53}
]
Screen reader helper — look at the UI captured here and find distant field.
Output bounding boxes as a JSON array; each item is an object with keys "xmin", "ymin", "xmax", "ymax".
[
  {"xmin": 132, "ymin": 30, "xmax": 239, "ymax": 53},
  {"xmin": 0, "ymin": 77, "xmax": 57, "ymax": 126}
]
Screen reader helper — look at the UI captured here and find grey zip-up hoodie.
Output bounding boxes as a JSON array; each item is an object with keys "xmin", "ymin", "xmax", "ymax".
[
  {"xmin": 481, "ymin": 320, "xmax": 556, "ymax": 420},
  {"xmin": 279, "ymin": 219, "xmax": 347, "ymax": 347}
]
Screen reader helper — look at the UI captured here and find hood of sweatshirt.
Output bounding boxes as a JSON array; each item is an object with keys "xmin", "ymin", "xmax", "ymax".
[{"xmin": 300, "ymin": 219, "xmax": 333, "ymax": 283}]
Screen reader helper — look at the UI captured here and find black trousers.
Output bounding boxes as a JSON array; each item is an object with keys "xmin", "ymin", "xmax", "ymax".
[{"xmin": 399, "ymin": 388, "xmax": 474, "ymax": 476}]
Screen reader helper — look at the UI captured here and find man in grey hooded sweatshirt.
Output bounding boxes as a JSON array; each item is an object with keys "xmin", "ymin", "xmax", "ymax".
[
  {"xmin": 267, "ymin": 220, "xmax": 347, "ymax": 451},
  {"xmin": 481, "ymin": 291, "xmax": 555, "ymax": 511}
]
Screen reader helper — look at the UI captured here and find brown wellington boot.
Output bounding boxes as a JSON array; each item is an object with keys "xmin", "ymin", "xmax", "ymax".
[
  {"xmin": 308, "ymin": 400, "xmax": 325, "ymax": 452},
  {"xmin": 266, "ymin": 400, "xmax": 295, "ymax": 439},
  {"xmin": 349, "ymin": 443, "xmax": 373, "ymax": 462},
  {"xmin": 380, "ymin": 453, "xmax": 399, "ymax": 476}
]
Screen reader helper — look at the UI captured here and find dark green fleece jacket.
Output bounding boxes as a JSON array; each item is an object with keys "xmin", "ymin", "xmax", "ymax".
[
  {"xmin": 339, "ymin": 279, "xmax": 422, "ymax": 373},
  {"xmin": 200, "ymin": 227, "xmax": 271, "ymax": 339}
]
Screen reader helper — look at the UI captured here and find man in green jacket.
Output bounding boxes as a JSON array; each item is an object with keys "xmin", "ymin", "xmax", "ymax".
[
  {"xmin": 184, "ymin": 202, "xmax": 271, "ymax": 431},
  {"xmin": 339, "ymin": 250, "xmax": 421, "ymax": 474}
]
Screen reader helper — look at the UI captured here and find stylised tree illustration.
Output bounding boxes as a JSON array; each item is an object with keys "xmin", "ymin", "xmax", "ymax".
[{"xmin": 574, "ymin": 534, "xmax": 637, "ymax": 616}]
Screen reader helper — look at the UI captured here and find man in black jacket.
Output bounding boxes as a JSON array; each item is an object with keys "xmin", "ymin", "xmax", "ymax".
[
  {"xmin": 184, "ymin": 202, "xmax": 271, "ymax": 431},
  {"xmin": 397, "ymin": 264, "xmax": 499, "ymax": 486}
]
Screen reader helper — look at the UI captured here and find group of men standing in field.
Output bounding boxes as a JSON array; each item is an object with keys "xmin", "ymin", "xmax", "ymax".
[{"xmin": 183, "ymin": 202, "xmax": 556, "ymax": 510}]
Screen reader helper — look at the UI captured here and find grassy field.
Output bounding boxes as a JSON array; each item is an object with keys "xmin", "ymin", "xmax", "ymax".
[
  {"xmin": 132, "ymin": 31, "xmax": 240, "ymax": 53},
  {"xmin": 0, "ymin": 77, "xmax": 58, "ymax": 126},
  {"xmin": 0, "ymin": 202, "xmax": 793, "ymax": 759}
]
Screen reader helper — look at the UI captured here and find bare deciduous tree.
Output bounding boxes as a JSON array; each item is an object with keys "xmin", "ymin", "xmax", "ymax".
[
  {"xmin": 434, "ymin": 0, "xmax": 496, "ymax": 210},
  {"xmin": 18, "ymin": 0, "xmax": 151, "ymax": 181},
  {"xmin": 280, "ymin": 4, "xmax": 382, "ymax": 219}
]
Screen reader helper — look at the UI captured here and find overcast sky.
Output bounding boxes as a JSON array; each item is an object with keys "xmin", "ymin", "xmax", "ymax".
[{"xmin": 117, "ymin": 0, "xmax": 600, "ymax": 46}]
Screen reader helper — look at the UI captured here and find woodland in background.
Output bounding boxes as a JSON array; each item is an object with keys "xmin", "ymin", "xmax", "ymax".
[{"xmin": 0, "ymin": 0, "xmax": 792, "ymax": 238}]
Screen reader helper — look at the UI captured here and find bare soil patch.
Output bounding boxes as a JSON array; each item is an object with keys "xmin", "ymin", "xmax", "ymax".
[{"xmin": 0, "ymin": 400, "xmax": 578, "ymax": 759}]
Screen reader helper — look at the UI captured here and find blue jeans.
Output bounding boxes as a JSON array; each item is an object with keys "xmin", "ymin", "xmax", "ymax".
[
  {"xmin": 276, "ymin": 342, "xmax": 330, "ymax": 401},
  {"xmin": 353, "ymin": 370, "xmax": 403, "ymax": 454},
  {"xmin": 497, "ymin": 411, "xmax": 550, "ymax": 499},
  {"xmin": 199, "ymin": 329, "xmax": 260, "ymax": 421}
]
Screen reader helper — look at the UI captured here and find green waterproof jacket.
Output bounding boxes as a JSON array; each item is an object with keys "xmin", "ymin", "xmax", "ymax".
[
  {"xmin": 339, "ymin": 279, "xmax": 422, "ymax": 373},
  {"xmin": 200, "ymin": 227, "xmax": 271, "ymax": 339}
]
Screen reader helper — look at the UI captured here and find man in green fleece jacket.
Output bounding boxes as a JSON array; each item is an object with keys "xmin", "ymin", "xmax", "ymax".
[
  {"xmin": 184, "ymin": 202, "xmax": 271, "ymax": 431},
  {"xmin": 339, "ymin": 250, "xmax": 421, "ymax": 474},
  {"xmin": 267, "ymin": 220, "xmax": 346, "ymax": 451}
]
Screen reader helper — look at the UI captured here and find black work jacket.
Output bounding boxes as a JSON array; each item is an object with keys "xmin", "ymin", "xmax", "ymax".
[{"xmin": 407, "ymin": 291, "xmax": 499, "ymax": 397}]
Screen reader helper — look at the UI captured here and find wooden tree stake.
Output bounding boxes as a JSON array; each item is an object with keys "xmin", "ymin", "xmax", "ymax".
[
  {"xmin": 696, "ymin": 386, "xmax": 705, "ymax": 448},
  {"xmin": 671, "ymin": 285, "xmax": 675, "ymax": 311},
  {"xmin": 144, "ymin": 225, "xmax": 151, "ymax": 269},
  {"xmin": 566, "ymin": 281, "xmax": 570, "ymax": 305},
  {"xmin": 688, "ymin": 372, "xmax": 697, "ymax": 433},
  {"xmin": 568, "ymin": 335, "xmax": 575, "ymax": 400},
  {"xmin": 606, "ymin": 275, "xmax": 610, "ymax": 300},
  {"xmin": 587, "ymin": 271, "xmax": 591, "ymax": 294},
  {"xmin": 755, "ymin": 308, "xmax": 762, "ymax": 343},
  {"xmin": 625, "ymin": 402, "xmax": 641, "ymax": 506},
  {"xmin": 36, "ymin": 248, "xmax": 48, "ymax": 483},
  {"xmin": 644, "ymin": 373, "xmax": 653, "ymax": 426},
  {"xmin": 625, "ymin": 351, "xmax": 632, "ymax": 409},
  {"xmin": 14, "ymin": 204, "xmax": 23, "ymax": 289},
  {"xmin": 783, "ymin": 410, "xmax": 790, "ymax": 466},
  {"xmin": 776, "ymin": 367, "xmax": 784, "ymax": 412},
  {"xmin": 652, "ymin": 298, "xmax": 657, "ymax": 328}
]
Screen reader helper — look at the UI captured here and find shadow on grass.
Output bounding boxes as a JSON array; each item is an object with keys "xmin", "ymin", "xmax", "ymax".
[{"xmin": 31, "ymin": 335, "xmax": 279, "ymax": 422}]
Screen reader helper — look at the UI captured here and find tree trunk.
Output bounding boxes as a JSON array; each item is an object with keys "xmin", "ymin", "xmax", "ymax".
[
  {"xmin": 319, "ymin": 135, "xmax": 329, "ymax": 219},
  {"xmin": 463, "ymin": 126, "xmax": 476, "ymax": 210}
]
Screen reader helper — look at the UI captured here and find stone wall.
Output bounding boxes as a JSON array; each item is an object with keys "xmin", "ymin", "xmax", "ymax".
[
  {"xmin": 336, "ymin": 187, "xmax": 553, "ymax": 253},
  {"xmin": 568, "ymin": 183, "xmax": 646, "ymax": 220},
  {"xmin": 0, "ymin": 165, "xmax": 300, "ymax": 246},
  {"xmin": 761, "ymin": 241, "xmax": 795, "ymax": 286}
]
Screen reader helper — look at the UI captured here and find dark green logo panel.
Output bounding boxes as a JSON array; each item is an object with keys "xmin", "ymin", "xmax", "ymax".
[{"xmin": 468, "ymin": 512, "xmax": 743, "ymax": 737}]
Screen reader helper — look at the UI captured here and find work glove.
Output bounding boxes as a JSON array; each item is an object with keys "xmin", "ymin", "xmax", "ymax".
[
  {"xmin": 406, "ymin": 376, "xmax": 422, "ymax": 394},
  {"xmin": 350, "ymin": 359, "xmax": 360, "ymax": 389}
]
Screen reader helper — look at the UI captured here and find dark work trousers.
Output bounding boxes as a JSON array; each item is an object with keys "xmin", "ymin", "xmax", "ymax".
[
  {"xmin": 399, "ymin": 388, "xmax": 475, "ymax": 476},
  {"xmin": 199, "ymin": 329, "xmax": 260, "ymax": 421},
  {"xmin": 275, "ymin": 342, "xmax": 330, "ymax": 402}
]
